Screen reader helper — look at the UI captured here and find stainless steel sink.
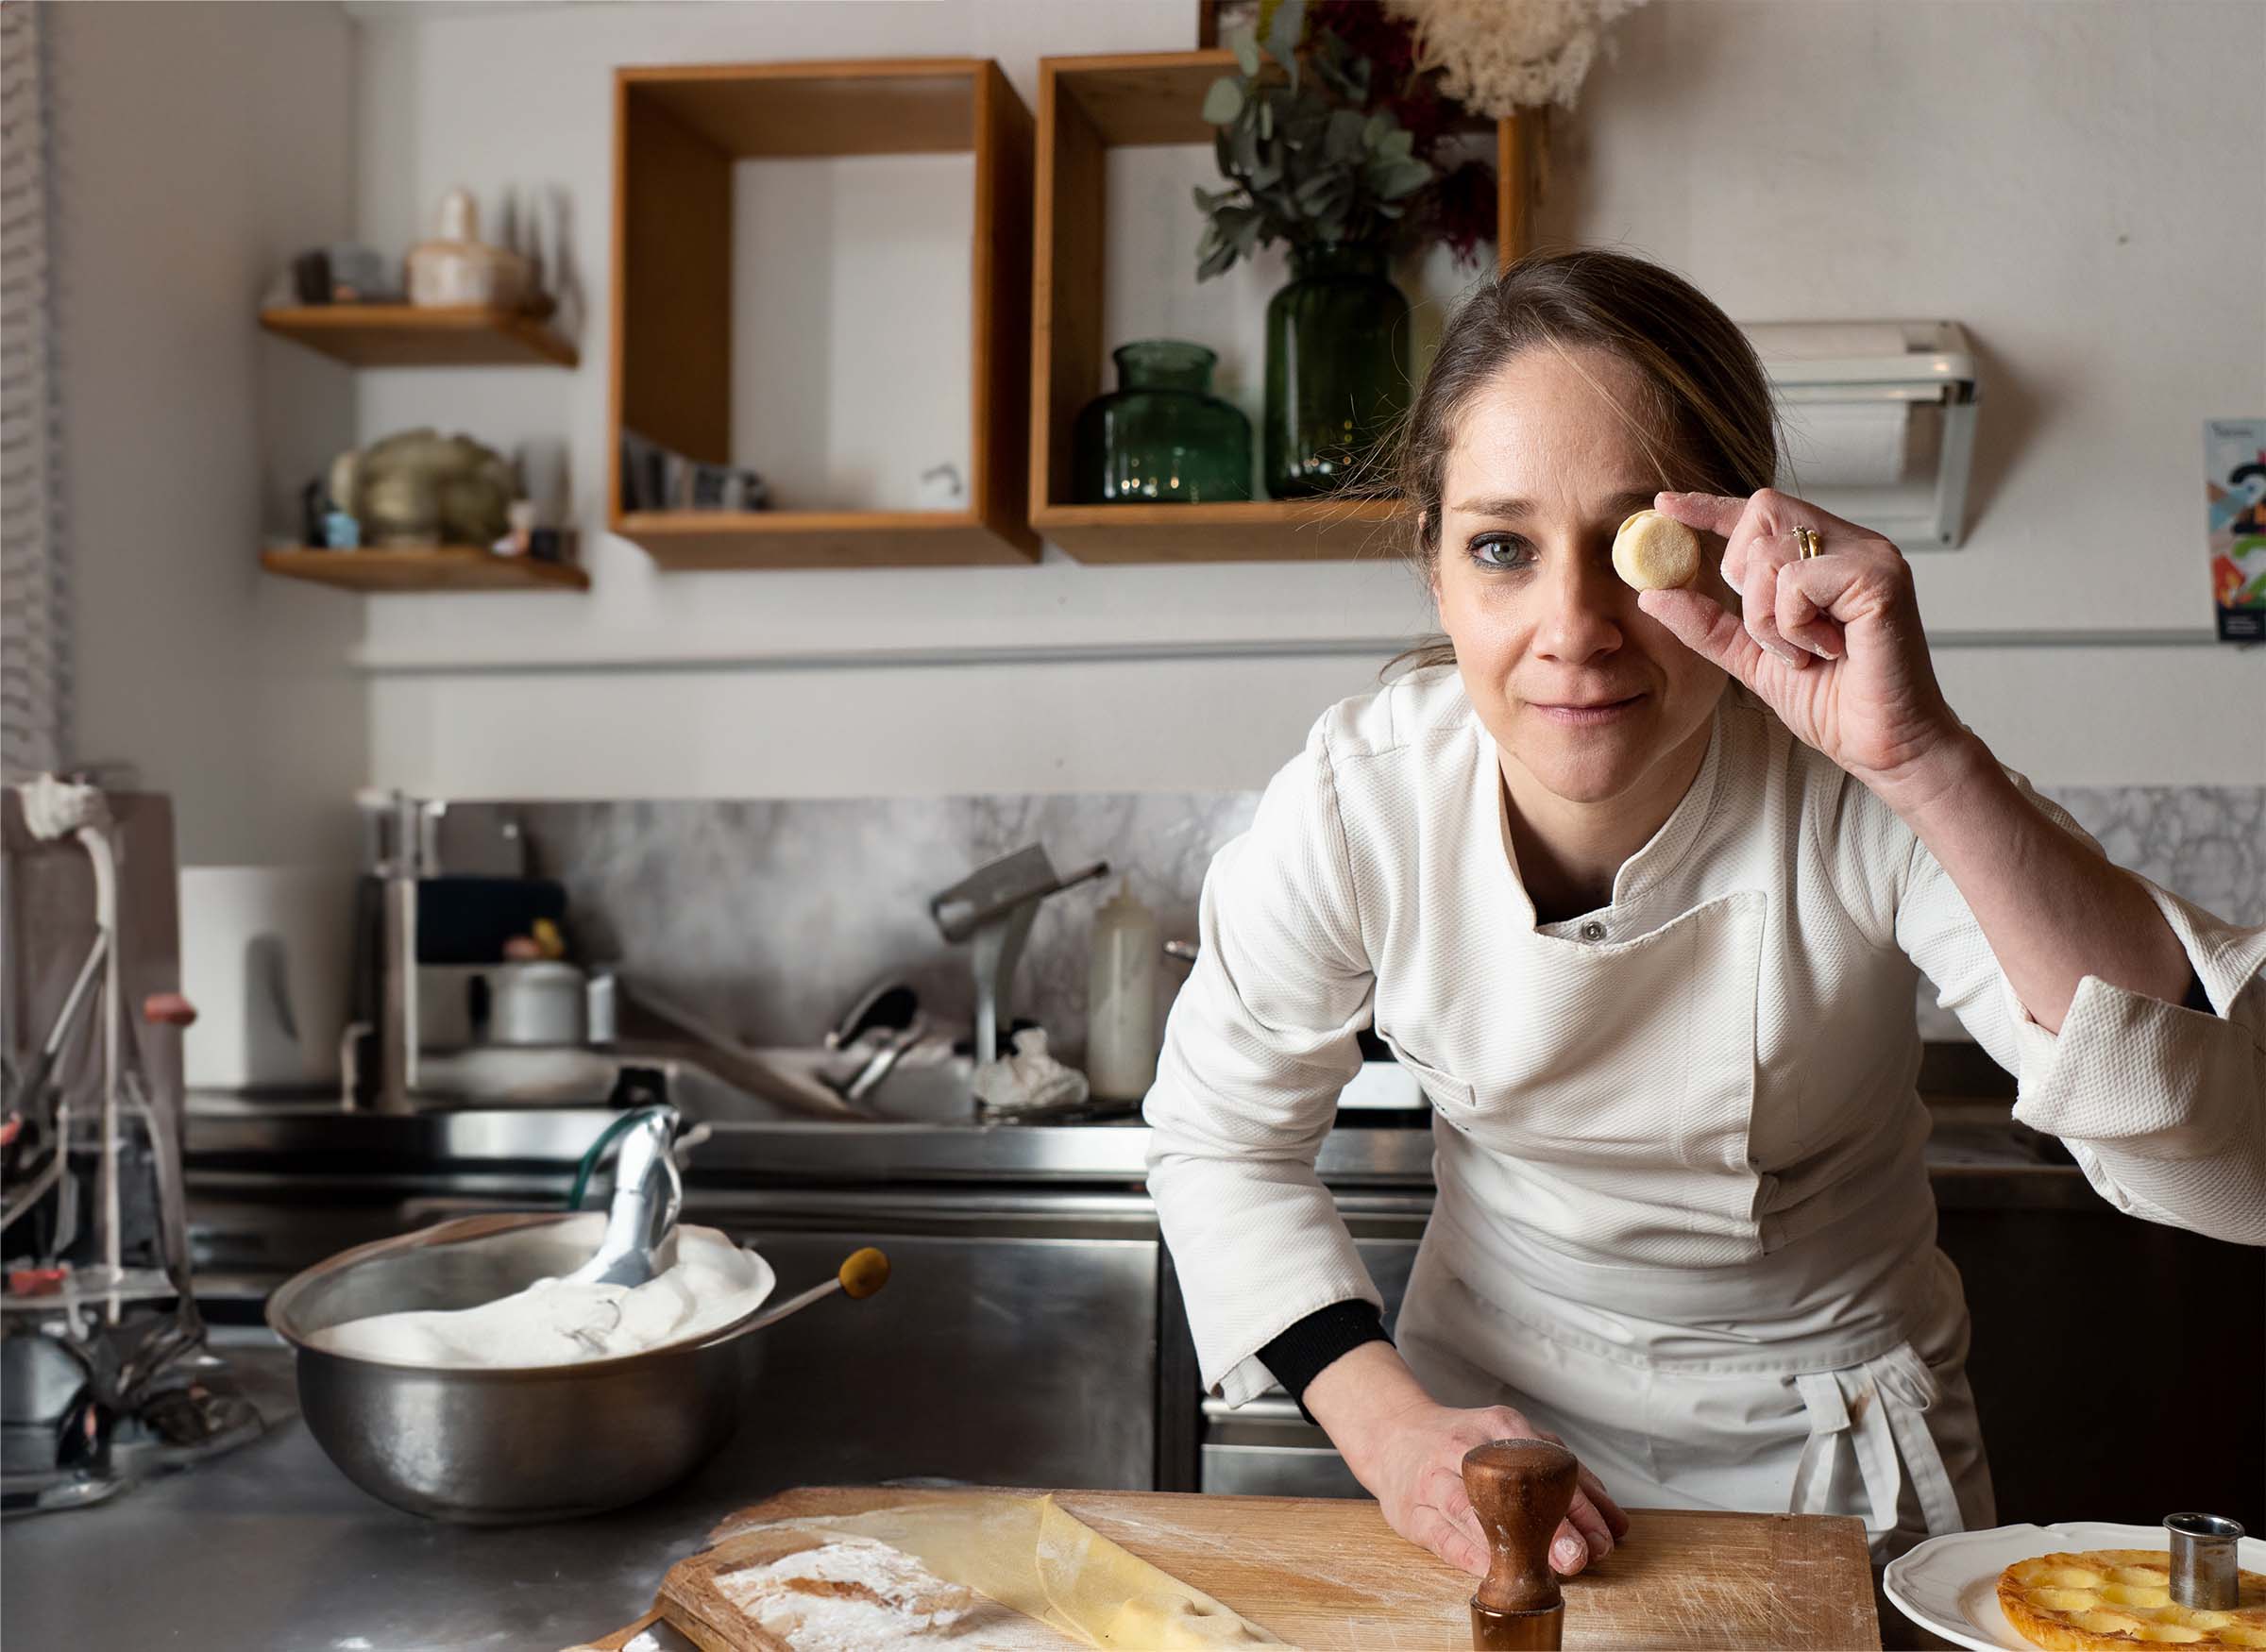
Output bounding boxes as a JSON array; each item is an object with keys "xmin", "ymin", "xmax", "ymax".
[{"xmin": 399, "ymin": 1037, "xmax": 983, "ymax": 1126}]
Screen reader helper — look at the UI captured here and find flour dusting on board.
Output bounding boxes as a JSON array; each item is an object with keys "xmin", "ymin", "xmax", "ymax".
[{"xmin": 717, "ymin": 1536, "xmax": 978, "ymax": 1649}]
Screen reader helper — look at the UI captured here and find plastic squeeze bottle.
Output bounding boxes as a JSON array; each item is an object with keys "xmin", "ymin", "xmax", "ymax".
[{"xmin": 1087, "ymin": 882, "xmax": 1160, "ymax": 1101}]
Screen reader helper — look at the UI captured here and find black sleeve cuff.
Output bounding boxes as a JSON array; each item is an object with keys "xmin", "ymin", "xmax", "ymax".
[
  {"xmin": 1257, "ymin": 1299, "xmax": 1389, "ymax": 1421},
  {"xmin": 2182, "ymin": 969, "xmax": 2212, "ymax": 1014}
]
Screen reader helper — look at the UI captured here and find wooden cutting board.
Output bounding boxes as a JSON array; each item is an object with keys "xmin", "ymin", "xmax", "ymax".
[{"xmin": 652, "ymin": 1486, "xmax": 1881, "ymax": 1650}]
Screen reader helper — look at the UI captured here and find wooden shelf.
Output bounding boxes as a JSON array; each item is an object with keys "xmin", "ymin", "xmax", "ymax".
[
  {"xmin": 610, "ymin": 59, "xmax": 1037, "ymax": 568},
  {"xmin": 261, "ymin": 547, "xmax": 590, "ymax": 591},
  {"xmin": 1029, "ymin": 51, "xmax": 1538, "ymax": 563},
  {"xmin": 1032, "ymin": 498, "xmax": 1403, "ymax": 563},
  {"xmin": 619, "ymin": 510, "xmax": 1040, "ymax": 570},
  {"xmin": 259, "ymin": 305, "xmax": 579, "ymax": 368}
]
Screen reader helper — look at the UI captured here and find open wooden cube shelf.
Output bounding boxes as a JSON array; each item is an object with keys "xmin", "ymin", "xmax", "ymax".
[
  {"xmin": 1029, "ymin": 51, "xmax": 1535, "ymax": 564},
  {"xmin": 609, "ymin": 59, "xmax": 1038, "ymax": 568}
]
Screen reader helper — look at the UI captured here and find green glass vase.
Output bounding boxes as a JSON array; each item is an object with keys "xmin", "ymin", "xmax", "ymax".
[
  {"xmin": 1072, "ymin": 340, "xmax": 1252, "ymax": 504},
  {"xmin": 1264, "ymin": 243, "xmax": 1412, "ymax": 498}
]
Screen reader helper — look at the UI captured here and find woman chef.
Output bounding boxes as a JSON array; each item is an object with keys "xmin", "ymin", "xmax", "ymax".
[{"xmin": 1142, "ymin": 251, "xmax": 2266, "ymax": 1579}]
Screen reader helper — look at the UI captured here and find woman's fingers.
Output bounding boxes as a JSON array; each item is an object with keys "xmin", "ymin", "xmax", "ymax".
[
  {"xmin": 1412, "ymin": 1500, "xmax": 1489, "ymax": 1576},
  {"xmin": 1743, "ymin": 555, "xmax": 1811, "ymax": 670},
  {"xmin": 1578, "ymin": 1465, "xmax": 1632, "ymax": 1537},
  {"xmin": 1653, "ymin": 488, "xmax": 1772, "ymax": 591},
  {"xmin": 1561, "ymin": 1503, "xmax": 1610, "ymax": 1567},
  {"xmin": 1532, "ymin": 1429, "xmax": 1626, "ymax": 1556},
  {"xmin": 1432, "ymin": 1463, "xmax": 1478, "ymax": 1533},
  {"xmin": 1651, "ymin": 488, "xmax": 1750, "ymax": 540},
  {"xmin": 1637, "ymin": 585, "xmax": 1774, "ymax": 689},
  {"xmin": 1553, "ymin": 1515, "xmax": 1595, "ymax": 1574},
  {"xmin": 1776, "ymin": 552, "xmax": 1859, "ymax": 658}
]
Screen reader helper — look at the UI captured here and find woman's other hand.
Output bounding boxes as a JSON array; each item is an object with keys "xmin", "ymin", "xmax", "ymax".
[
  {"xmin": 1305, "ymin": 1342, "xmax": 1629, "ymax": 1577},
  {"xmin": 1637, "ymin": 489, "xmax": 1970, "ymax": 809}
]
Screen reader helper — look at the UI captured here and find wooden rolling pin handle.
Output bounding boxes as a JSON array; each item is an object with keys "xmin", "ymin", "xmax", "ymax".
[{"xmin": 1463, "ymin": 1438, "xmax": 1581, "ymax": 1651}]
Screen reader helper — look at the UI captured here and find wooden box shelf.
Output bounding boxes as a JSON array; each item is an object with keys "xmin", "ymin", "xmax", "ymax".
[
  {"xmin": 261, "ymin": 547, "xmax": 589, "ymax": 592},
  {"xmin": 1029, "ymin": 51, "xmax": 1536, "ymax": 564},
  {"xmin": 1031, "ymin": 498, "xmax": 1401, "ymax": 564},
  {"xmin": 609, "ymin": 59, "xmax": 1037, "ymax": 569},
  {"xmin": 258, "ymin": 305, "xmax": 578, "ymax": 368}
]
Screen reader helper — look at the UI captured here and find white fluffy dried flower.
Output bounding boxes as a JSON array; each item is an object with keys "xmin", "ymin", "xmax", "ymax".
[{"xmin": 1384, "ymin": 0, "xmax": 1647, "ymax": 115}]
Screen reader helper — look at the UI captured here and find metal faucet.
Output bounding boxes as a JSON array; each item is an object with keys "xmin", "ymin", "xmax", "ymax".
[
  {"xmin": 376, "ymin": 793, "xmax": 425, "ymax": 1114},
  {"xmin": 563, "ymin": 1104, "xmax": 683, "ymax": 1288},
  {"xmin": 928, "ymin": 846, "xmax": 1108, "ymax": 1066}
]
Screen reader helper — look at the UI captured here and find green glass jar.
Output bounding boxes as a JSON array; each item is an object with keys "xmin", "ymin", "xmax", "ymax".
[
  {"xmin": 1264, "ymin": 243, "xmax": 1412, "ymax": 498},
  {"xmin": 1072, "ymin": 340, "xmax": 1253, "ymax": 504}
]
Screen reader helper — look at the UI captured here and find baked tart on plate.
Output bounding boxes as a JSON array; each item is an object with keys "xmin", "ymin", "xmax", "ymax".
[{"xmin": 1999, "ymin": 1550, "xmax": 2266, "ymax": 1648}]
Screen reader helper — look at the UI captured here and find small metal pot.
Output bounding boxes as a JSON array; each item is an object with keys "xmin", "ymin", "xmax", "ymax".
[
  {"xmin": 266, "ymin": 1212, "xmax": 770, "ymax": 1525},
  {"xmin": 486, "ymin": 960, "xmax": 588, "ymax": 1047}
]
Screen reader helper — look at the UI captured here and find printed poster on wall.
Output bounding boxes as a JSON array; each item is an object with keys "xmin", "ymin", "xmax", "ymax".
[{"xmin": 2206, "ymin": 418, "xmax": 2266, "ymax": 643}]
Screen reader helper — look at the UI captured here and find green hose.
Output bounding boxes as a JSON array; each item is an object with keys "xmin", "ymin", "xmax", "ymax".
[{"xmin": 566, "ymin": 1110, "xmax": 644, "ymax": 1211}]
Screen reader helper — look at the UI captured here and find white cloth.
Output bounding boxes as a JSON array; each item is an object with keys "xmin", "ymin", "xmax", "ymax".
[{"xmin": 1143, "ymin": 667, "xmax": 2266, "ymax": 1557}]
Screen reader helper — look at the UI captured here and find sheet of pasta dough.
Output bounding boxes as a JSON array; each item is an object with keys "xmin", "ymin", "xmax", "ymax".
[{"xmin": 776, "ymin": 1493, "xmax": 1281, "ymax": 1648}]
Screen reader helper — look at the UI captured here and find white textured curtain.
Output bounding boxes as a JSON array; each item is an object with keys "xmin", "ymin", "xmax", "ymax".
[{"xmin": 1, "ymin": 1, "xmax": 70, "ymax": 781}]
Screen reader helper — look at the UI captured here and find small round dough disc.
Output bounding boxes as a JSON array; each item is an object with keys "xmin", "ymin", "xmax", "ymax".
[{"xmin": 1613, "ymin": 509, "xmax": 1702, "ymax": 591}]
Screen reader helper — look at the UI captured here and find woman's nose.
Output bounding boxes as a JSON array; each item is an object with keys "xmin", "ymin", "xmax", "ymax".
[{"xmin": 1531, "ymin": 548, "xmax": 1624, "ymax": 664}]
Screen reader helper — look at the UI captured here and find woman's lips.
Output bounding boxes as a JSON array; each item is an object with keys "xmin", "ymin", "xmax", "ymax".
[{"xmin": 1529, "ymin": 694, "xmax": 1645, "ymax": 726}]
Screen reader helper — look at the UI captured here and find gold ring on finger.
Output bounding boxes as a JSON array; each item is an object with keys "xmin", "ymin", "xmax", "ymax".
[{"xmin": 1791, "ymin": 526, "xmax": 1822, "ymax": 560}]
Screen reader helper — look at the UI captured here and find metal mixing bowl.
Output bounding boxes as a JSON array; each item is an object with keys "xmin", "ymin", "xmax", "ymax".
[{"xmin": 265, "ymin": 1211, "xmax": 770, "ymax": 1525}]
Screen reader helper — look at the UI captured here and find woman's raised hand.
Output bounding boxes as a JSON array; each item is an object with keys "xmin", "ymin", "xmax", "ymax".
[
  {"xmin": 1343, "ymin": 1391, "xmax": 1628, "ymax": 1578},
  {"xmin": 1638, "ymin": 489, "xmax": 1970, "ymax": 807}
]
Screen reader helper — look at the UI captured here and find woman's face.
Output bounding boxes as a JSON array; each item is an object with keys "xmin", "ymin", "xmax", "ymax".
[{"xmin": 1430, "ymin": 344, "xmax": 1731, "ymax": 806}]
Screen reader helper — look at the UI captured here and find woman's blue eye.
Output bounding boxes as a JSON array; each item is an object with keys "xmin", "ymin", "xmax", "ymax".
[{"xmin": 1467, "ymin": 534, "xmax": 1534, "ymax": 571}]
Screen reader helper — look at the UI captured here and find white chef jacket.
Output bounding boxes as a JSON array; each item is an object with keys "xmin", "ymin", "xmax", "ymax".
[{"xmin": 1144, "ymin": 667, "xmax": 2266, "ymax": 1558}]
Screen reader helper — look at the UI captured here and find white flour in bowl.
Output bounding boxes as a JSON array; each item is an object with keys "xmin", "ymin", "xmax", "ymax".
[{"xmin": 307, "ymin": 1223, "xmax": 774, "ymax": 1369}]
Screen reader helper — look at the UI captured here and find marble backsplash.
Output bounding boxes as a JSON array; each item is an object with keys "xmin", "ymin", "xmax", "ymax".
[{"xmin": 507, "ymin": 785, "xmax": 2263, "ymax": 1062}]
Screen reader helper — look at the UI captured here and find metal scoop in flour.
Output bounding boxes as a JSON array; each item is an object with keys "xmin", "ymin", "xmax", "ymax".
[{"xmin": 564, "ymin": 1104, "xmax": 683, "ymax": 1288}]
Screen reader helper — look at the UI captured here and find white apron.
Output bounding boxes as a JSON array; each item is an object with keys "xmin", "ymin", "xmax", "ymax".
[
  {"xmin": 1394, "ymin": 1158, "xmax": 1995, "ymax": 1564},
  {"xmin": 1367, "ymin": 815, "xmax": 1993, "ymax": 1567}
]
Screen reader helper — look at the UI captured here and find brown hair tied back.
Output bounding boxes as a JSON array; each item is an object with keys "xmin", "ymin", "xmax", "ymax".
[{"xmin": 1385, "ymin": 249, "xmax": 1782, "ymax": 674}]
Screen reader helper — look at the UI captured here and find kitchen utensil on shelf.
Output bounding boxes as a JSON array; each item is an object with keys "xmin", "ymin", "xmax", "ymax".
[
  {"xmin": 562, "ymin": 1104, "xmax": 680, "ymax": 1289},
  {"xmin": 1463, "ymin": 1438, "xmax": 1581, "ymax": 1651},
  {"xmin": 266, "ymin": 1212, "xmax": 888, "ymax": 1524}
]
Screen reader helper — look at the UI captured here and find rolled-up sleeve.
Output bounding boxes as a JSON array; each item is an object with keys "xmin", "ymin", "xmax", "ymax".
[
  {"xmin": 1892, "ymin": 776, "xmax": 2266, "ymax": 1246},
  {"xmin": 1143, "ymin": 720, "xmax": 1379, "ymax": 1405}
]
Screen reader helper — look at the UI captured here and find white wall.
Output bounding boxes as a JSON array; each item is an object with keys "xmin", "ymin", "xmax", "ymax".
[
  {"xmin": 343, "ymin": 0, "xmax": 2262, "ymax": 799},
  {"xmin": 54, "ymin": 1, "xmax": 366, "ymax": 865},
  {"xmin": 733, "ymin": 153, "xmax": 974, "ymax": 510}
]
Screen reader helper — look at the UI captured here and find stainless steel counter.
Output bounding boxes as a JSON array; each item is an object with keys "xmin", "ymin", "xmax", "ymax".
[
  {"xmin": 181, "ymin": 1093, "xmax": 2090, "ymax": 1204},
  {"xmin": 0, "ymin": 1332, "xmax": 805, "ymax": 1651}
]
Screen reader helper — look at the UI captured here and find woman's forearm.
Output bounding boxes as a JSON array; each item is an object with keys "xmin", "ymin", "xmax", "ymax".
[{"xmin": 1875, "ymin": 730, "xmax": 2193, "ymax": 1034}]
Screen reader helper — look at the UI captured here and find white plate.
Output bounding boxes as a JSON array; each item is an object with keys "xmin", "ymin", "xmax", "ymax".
[{"xmin": 1884, "ymin": 1521, "xmax": 2265, "ymax": 1652}]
